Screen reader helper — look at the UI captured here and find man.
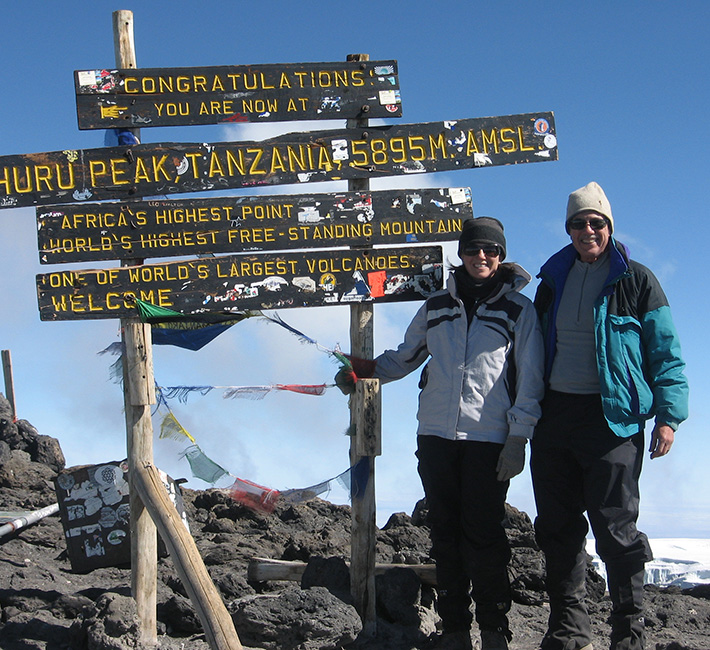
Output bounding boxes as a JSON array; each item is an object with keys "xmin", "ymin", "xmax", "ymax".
[{"xmin": 531, "ymin": 182, "xmax": 689, "ymax": 650}]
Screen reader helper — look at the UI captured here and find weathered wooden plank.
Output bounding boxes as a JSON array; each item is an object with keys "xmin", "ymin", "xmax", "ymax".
[
  {"xmin": 133, "ymin": 462, "xmax": 243, "ymax": 650},
  {"xmin": 75, "ymin": 61, "xmax": 401, "ymax": 127},
  {"xmin": 36, "ymin": 245, "xmax": 443, "ymax": 321},
  {"xmin": 354, "ymin": 379, "xmax": 381, "ymax": 457},
  {"xmin": 1, "ymin": 112, "xmax": 556, "ymax": 210},
  {"xmin": 36, "ymin": 188, "xmax": 470, "ymax": 263},
  {"xmin": 247, "ymin": 557, "xmax": 437, "ymax": 586}
]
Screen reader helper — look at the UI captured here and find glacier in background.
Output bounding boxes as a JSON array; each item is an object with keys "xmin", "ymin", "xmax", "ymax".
[{"xmin": 586, "ymin": 539, "xmax": 710, "ymax": 588}]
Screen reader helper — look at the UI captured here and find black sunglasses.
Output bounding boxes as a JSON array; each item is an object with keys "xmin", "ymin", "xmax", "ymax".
[
  {"xmin": 463, "ymin": 245, "xmax": 501, "ymax": 257},
  {"xmin": 568, "ymin": 216, "xmax": 608, "ymax": 231}
]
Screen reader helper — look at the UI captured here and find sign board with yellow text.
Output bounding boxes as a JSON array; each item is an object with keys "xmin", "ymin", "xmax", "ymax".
[
  {"xmin": 36, "ymin": 245, "xmax": 443, "ymax": 320},
  {"xmin": 37, "ymin": 188, "xmax": 471, "ymax": 263},
  {"xmin": 74, "ymin": 61, "xmax": 402, "ymax": 128},
  {"xmin": 3, "ymin": 112, "xmax": 556, "ymax": 210}
]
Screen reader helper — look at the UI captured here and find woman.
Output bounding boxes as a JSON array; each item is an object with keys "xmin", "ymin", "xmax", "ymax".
[{"xmin": 339, "ymin": 217, "xmax": 544, "ymax": 650}]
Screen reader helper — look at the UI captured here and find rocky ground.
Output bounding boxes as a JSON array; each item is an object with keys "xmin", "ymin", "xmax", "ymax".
[{"xmin": 1, "ymin": 393, "xmax": 710, "ymax": 650}]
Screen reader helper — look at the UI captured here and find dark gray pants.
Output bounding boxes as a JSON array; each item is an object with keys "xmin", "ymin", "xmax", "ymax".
[
  {"xmin": 417, "ymin": 435, "xmax": 511, "ymax": 635},
  {"xmin": 531, "ymin": 391, "xmax": 652, "ymax": 650}
]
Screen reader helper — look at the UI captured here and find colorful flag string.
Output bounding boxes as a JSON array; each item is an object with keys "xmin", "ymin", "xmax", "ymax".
[
  {"xmin": 100, "ymin": 307, "xmax": 351, "ymax": 387},
  {"xmin": 98, "ymin": 308, "xmax": 358, "ymax": 513},
  {"xmin": 131, "ymin": 297, "xmax": 344, "ymax": 360},
  {"xmin": 159, "ymin": 386, "xmax": 216, "ymax": 404},
  {"xmin": 152, "ymin": 393, "xmax": 364, "ymax": 514},
  {"xmin": 156, "ymin": 383, "xmax": 333, "ymax": 404}
]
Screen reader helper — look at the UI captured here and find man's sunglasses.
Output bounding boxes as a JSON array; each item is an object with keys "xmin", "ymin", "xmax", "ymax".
[
  {"xmin": 463, "ymin": 245, "xmax": 501, "ymax": 257},
  {"xmin": 567, "ymin": 217, "xmax": 608, "ymax": 231}
]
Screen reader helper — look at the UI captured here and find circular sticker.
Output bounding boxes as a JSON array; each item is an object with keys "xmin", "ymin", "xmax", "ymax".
[
  {"xmin": 107, "ymin": 529, "xmax": 127, "ymax": 545},
  {"xmin": 544, "ymin": 134, "xmax": 557, "ymax": 149},
  {"xmin": 99, "ymin": 506, "xmax": 118, "ymax": 528},
  {"xmin": 534, "ymin": 118, "xmax": 550, "ymax": 135},
  {"xmin": 319, "ymin": 273, "xmax": 336, "ymax": 291},
  {"xmin": 56, "ymin": 473, "xmax": 75, "ymax": 491},
  {"xmin": 94, "ymin": 465, "xmax": 121, "ymax": 487}
]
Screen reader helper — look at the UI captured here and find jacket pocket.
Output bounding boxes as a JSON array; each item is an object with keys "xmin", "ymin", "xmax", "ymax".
[
  {"xmin": 418, "ymin": 363, "xmax": 429, "ymax": 390},
  {"xmin": 608, "ymin": 314, "xmax": 652, "ymax": 416},
  {"xmin": 464, "ymin": 322, "xmax": 511, "ymax": 402}
]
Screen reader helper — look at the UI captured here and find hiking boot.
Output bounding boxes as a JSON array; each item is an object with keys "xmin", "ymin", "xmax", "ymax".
[
  {"xmin": 428, "ymin": 629, "xmax": 474, "ymax": 650},
  {"xmin": 480, "ymin": 629, "xmax": 509, "ymax": 650}
]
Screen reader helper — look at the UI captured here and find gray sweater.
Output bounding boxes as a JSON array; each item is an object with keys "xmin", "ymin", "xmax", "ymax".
[{"xmin": 549, "ymin": 254, "xmax": 610, "ymax": 394}]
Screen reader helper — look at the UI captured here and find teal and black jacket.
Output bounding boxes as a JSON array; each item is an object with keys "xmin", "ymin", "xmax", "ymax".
[{"xmin": 534, "ymin": 238, "xmax": 688, "ymax": 437}]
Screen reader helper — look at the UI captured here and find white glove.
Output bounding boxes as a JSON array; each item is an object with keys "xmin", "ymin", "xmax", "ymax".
[{"xmin": 496, "ymin": 436, "xmax": 528, "ymax": 481}]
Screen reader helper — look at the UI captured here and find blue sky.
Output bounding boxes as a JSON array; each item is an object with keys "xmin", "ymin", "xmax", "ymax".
[{"xmin": 1, "ymin": 2, "xmax": 708, "ymax": 537}]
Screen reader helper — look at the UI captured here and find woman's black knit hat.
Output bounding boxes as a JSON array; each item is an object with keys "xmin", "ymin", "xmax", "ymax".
[{"xmin": 457, "ymin": 217, "xmax": 507, "ymax": 260}]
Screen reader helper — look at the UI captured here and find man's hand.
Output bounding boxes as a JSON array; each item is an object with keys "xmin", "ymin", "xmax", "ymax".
[
  {"xmin": 496, "ymin": 436, "xmax": 528, "ymax": 481},
  {"xmin": 649, "ymin": 423, "xmax": 675, "ymax": 459}
]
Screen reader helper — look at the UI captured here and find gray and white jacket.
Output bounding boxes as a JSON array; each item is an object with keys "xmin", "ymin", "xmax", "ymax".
[{"xmin": 374, "ymin": 264, "xmax": 544, "ymax": 443}]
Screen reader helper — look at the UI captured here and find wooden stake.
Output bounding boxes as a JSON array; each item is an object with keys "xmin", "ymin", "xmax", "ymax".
[
  {"xmin": 113, "ymin": 11, "xmax": 158, "ymax": 645},
  {"xmin": 122, "ymin": 321, "xmax": 158, "ymax": 645},
  {"xmin": 1, "ymin": 350, "xmax": 17, "ymax": 420},
  {"xmin": 346, "ymin": 52, "xmax": 378, "ymax": 637}
]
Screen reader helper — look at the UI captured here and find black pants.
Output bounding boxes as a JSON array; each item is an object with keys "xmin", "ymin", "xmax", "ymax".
[
  {"xmin": 416, "ymin": 435, "xmax": 511, "ymax": 634},
  {"xmin": 531, "ymin": 391, "xmax": 653, "ymax": 650}
]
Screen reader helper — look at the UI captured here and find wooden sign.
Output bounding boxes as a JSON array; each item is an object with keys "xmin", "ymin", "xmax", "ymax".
[
  {"xmin": 74, "ymin": 61, "xmax": 402, "ymax": 128},
  {"xmin": 36, "ymin": 245, "xmax": 443, "ymax": 321},
  {"xmin": 1, "ymin": 112, "xmax": 556, "ymax": 210},
  {"xmin": 37, "ymin": 188, "xmax": 471, "ymax": 264}
]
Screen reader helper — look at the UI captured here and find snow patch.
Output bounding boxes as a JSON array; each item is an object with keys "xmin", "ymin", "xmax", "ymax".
[{"xmin": 586, "ymin": 538, "xmax": 710, "ymax": 588}]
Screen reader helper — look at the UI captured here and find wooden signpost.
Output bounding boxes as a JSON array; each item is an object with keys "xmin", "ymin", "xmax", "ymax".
[
  {"xmin": 110, "ymin": 11, "xmax": 161, "ymax": 648},
  {"xmin": 74, "ymin": 60, "xmax": 402, "ymax": 128},
  {"xmin": 12, "ymin": 9, "xmax": 560, "ymax": 647},
  {"xmin": 36, "ymin": 187, "xmax": 470, "ymax": 263},
  {"xmin": 0, "ymin": 112, "xmax": 556, "ymax": 209}
]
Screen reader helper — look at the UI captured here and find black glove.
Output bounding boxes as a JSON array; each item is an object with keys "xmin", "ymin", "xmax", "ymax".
[{"xmin": 495, "ymin": 436, "xmax": 527, "ymax": 481}]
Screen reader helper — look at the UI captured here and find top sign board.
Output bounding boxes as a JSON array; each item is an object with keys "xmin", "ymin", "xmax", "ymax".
[
  {"xmin": 0, "ymin": 112, "xmax": 556, "ymax": 210},
  {"xmin": 74, "ymin": 61, "xmax": 402, "ymax": 128}
]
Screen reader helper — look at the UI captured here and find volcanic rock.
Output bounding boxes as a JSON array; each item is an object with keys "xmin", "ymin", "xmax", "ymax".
[{"xmin": 1, "ymin": 392, "xmax": 709, "ymax": 649}]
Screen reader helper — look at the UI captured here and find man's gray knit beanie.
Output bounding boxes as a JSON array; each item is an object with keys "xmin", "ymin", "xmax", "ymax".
[{"xmin": 566, "ymin": 181, "xmax": 614, "ymax": 232}]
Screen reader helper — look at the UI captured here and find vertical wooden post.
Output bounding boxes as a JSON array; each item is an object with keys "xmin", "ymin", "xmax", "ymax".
[
  {"xmin": 122, "ymin": 322, "xmax": 158, "ymax": 645},
  {"xmin": 347, "ymin": 52, "xmax": 378, "ymax": 636},
  {"xmin": 1, "ymin": 350, "xmax": 17, "ymax": 420},
  {"xmin": 113, "ymin": 10, "xmax": 158, "ymax": 646}
]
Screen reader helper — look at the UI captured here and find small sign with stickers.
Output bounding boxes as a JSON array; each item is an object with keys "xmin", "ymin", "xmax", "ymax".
[{"xmin": 74, "ymin": 60, "xmax": 402, "ymax": 128}]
